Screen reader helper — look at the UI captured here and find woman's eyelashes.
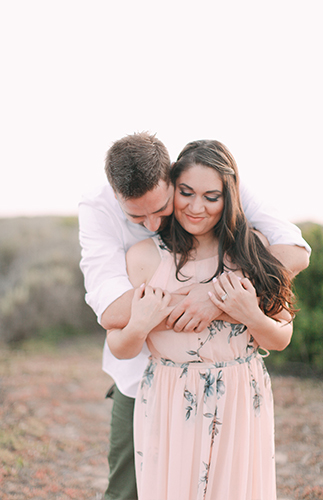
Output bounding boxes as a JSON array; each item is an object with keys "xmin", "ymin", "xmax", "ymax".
[
  {"xmin": 179, "ymin": 189, "xmax": 221, "ymax": 202},
  {"xmin": 205, "ymin": 195, "xmax": 221, "ymax": 202},
  {"xmin": 179, "ymin": 190, "xmax": 193, "ymax": 197}
]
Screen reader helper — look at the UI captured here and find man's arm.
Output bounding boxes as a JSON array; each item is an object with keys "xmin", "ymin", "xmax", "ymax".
[
  {"xmin": 101, "ymin": 287, "xmax": 220, "ymax": 331},
  {"xmin": 268, "ymin": 244, "xmax": 309, "ymax": 278},
  {"xmin": 78, "ymin": 187, "xmax": 135, "ymax": 325},
  {"xmin": 100, "ymin": 289, "xmax": 133, "ymax": 330},
  {"xmin": 240, "ymin": 181, "xmax": 311, "ymax": 274}
]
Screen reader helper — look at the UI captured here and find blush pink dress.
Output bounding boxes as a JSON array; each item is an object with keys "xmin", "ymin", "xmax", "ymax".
[{"xmin": 134, "ymin": 237, "xmax": 276, "ymax": 500}]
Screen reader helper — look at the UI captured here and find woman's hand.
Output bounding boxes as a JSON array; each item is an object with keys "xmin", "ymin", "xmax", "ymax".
[
  {"xmin": 208, "ymin": 272, "xmax": 260, "ymax": 326},
  {"xmin": 128, "ymin": 283, "xmax": 174, "ymax": 336},
  {"xmin": 208, "ymin": 271, "xmax": 293, "ymax": 352},
  {"xmin": 106, "ymin": 283, "xmax": 174, "ymax": 360}
]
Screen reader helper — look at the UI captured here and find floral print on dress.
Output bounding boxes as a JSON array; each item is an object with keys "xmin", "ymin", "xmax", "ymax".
[
  {"xmin": 249, "ymin": 362, "xmax": 263, "ymax": 416},
  {"xmin": 141, "ymin": 359, "xmax": 156, "ymax": 389},
  {"xmin": 184, "ymin": 389, "xmax": 198, "ymax": 420},
  {"xmin": 227, "ymin": 323, "xmax": 247, "ymax": 343}
]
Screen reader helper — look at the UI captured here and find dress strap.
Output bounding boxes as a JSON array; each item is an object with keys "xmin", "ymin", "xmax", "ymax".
[{"xmin": 151, "ymin": 235, "xmax": 172, "ymax": 260}]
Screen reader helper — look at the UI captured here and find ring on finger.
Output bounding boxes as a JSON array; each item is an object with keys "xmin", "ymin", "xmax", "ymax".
[{"xmin": 221, "ymin": 293, "xmax": 228, "ymax": 302}]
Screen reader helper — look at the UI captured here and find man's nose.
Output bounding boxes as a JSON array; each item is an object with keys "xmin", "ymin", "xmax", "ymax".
[{"xmin": 144, "ymin": 216, "xmax": 161, "ymax": 232}]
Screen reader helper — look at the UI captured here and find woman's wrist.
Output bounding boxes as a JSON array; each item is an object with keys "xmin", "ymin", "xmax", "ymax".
[{"xmin": 124, "ymin": 320, "xmax": 150, "ymax": 341}]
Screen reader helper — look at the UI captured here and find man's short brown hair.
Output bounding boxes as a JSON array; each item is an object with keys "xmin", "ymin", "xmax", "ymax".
[{"xmin": 105, "ymin": 132, "xmax": 171, "ymax": 199}]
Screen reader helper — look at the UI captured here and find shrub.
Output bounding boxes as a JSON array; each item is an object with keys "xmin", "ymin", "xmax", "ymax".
[
  {"xmin": 0, "ymin": 217, "xmax": 101, "ymax": 343},
  {"xmin": 267, "ymin": 223, "xmax": 323, "ymax": 376}
]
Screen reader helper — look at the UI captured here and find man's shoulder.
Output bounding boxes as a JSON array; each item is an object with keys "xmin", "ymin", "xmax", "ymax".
[
  {"xmin": 81, "ymin": 182, "xmax": 114, "ymax": 204},
  {"xmin": 80, "ymin": 183, "xmax": 123, "ymax": 216}
]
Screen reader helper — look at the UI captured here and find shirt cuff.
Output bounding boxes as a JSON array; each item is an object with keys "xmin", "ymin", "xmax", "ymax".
[{"xmin": 85, "ymin": 276, "xmax": 133, "ymax": 324}]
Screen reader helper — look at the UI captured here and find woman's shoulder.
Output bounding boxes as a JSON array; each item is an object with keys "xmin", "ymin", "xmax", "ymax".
[
  {"xmin": 127, "ymin": 237, "xmax": 157, "ymax": 254},
  {"xmin": 126, "ymin": 238, "xmax": 161, "ymax": 286}
]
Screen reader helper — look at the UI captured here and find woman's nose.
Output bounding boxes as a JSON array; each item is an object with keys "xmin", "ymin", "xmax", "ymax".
[{"xmin": 189, "ymin": 196, "xmax": 205, "ymax": 214}]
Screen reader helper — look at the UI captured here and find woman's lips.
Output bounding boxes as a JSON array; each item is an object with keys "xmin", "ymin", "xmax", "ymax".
[{"xmin": 185, "ymin": 214, "xmax": 205, "ymax": 223}]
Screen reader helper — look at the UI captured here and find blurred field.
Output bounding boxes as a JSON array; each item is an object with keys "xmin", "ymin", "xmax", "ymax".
[{"xmin": 0, "ymin": 337, "xmax": 323, "ymax": 500}]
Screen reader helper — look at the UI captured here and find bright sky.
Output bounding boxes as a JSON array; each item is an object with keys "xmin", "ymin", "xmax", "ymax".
[{"xmin": 1, "ymin": 0, "xmax": 322, "ymax": 224}]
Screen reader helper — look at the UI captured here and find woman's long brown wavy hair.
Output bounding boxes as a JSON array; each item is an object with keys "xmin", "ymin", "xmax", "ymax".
[{"xmin": 159, "ymin": 140, "xmax": 295, "ymax": 318}]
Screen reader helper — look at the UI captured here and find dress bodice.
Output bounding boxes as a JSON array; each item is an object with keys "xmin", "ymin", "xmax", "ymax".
[{"xmin": 147, "ymin": 237, "xmax": 258, "ymax": 366}]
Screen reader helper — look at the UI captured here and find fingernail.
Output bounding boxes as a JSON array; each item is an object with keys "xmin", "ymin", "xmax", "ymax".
[
  {"xmin": 208, "ymin": 291, "xmax": 214, "ymax": 298},
  {"xmin": 212, "ymin": 277, "xmax": 217, "ymax": 283},
  {"xmin": 140, "ymin": 283, "xmax": 145, "ymax": 288}
]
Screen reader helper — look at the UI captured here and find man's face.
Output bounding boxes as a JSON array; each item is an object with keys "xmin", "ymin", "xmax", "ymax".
[{"xmin": 116, "ymin": 180, "xmax": 174, "ymax": 232}]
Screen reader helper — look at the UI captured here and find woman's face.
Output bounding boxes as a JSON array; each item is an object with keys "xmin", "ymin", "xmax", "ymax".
[{"xmin": 174, "ymin": 163, "xmax": 224, "ymax": 239}]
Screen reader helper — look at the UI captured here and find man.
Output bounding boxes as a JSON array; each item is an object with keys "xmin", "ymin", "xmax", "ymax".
[{"xmin": 79, "ymin": 132, "xmax": 310, "ymax": 500}]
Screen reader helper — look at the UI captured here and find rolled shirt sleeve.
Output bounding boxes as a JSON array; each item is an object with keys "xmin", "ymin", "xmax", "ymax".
[{"xmin": 240, "ymin": 181, "xmax": 311, "ymax": 253}]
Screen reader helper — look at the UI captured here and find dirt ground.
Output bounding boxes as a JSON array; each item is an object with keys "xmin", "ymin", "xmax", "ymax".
[{"xmin": 0, "ymin": 336, "xmax": 322, "ymax": 500}]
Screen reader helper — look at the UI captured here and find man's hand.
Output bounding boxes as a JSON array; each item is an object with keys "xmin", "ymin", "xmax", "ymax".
[{"xmin": 165, "ymin": 282, "xmax": 229, "ymax": 333}]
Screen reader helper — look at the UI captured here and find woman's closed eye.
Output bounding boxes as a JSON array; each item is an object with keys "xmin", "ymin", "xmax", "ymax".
[
  {"xmin": 179, "ymin": 189, "xmax": 193, "ymax": 197},
  {"xmin": 205, "ymin": 195, "xmax": 221, "ymax": 202},
  {"xmin": 179, "ymin": 190, "xmax": 221, "ymax": 203}
]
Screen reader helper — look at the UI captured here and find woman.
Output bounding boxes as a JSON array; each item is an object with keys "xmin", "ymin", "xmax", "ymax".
[{"xmin": 107, "ymin": 140, "xmax": 295, "ymax": 500}]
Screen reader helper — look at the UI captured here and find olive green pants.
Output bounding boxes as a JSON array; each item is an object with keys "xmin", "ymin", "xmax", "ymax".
[{"xmin": 104, "ymin": 386, "xmax": 137, "ymax": 500}]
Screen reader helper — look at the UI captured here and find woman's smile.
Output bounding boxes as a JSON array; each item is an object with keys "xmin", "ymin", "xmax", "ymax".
[{"xmin": 184, "ymin": 214, "xmax": 205, "ymax": 223}]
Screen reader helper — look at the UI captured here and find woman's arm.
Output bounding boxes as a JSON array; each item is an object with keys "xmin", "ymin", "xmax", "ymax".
[
  {"xmin": 107, "ymin": 284, "xmax": 173, "ymax": 359},
  {"xmin": 101, "ymin": 238, "xmax": 162, "ymax": 330},
  {"xmin": 106, "ymin": 238, "xmax": 175, "ymax": 359},
  {"xmin": 209, "ymin": 272, "xmax": 293, "ymax": 352}
]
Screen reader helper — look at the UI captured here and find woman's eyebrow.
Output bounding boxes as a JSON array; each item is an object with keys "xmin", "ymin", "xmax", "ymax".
[
  {"xmin": 178, "ymin": 182, "xmax": 193, "ymax": 190},
  {"xmin": 178, "ymin": 183, "xmax": 222, "ymax": 194}
]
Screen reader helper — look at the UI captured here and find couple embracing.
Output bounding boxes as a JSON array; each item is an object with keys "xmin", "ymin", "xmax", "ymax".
[{"xmin": 79, "ymin": 132, "xmax": 310, "ymax": 500}]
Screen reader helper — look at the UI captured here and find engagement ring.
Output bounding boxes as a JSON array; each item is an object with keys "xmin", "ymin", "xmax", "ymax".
[{"xmin": 221, "ymin": 293, "xmax": 228, "ymax": 301}]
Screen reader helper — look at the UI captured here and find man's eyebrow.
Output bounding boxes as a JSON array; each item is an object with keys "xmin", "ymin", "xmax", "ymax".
[
  {"xmin": 152, "ymin": 197, "xmax": 171, "ymax": 214},
  {"xmin": 126, "ymin": 197, "xmax": 171, "ymax": 218}
]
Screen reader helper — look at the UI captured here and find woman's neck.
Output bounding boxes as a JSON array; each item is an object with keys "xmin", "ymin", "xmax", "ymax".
[{"xmin": 191, "ymin": 233, "xmax": 219, "ymax": 261}]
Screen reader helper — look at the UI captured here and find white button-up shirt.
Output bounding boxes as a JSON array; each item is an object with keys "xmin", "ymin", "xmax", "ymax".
[{"xmin": 78, "ymin": 181, "xmax": 310, "ymax": 398}]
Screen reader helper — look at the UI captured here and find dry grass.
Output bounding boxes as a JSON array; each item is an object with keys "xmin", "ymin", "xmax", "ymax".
[{"xmin": 0, "ymin": 337, "xmax": 322, "ymax": 499}]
